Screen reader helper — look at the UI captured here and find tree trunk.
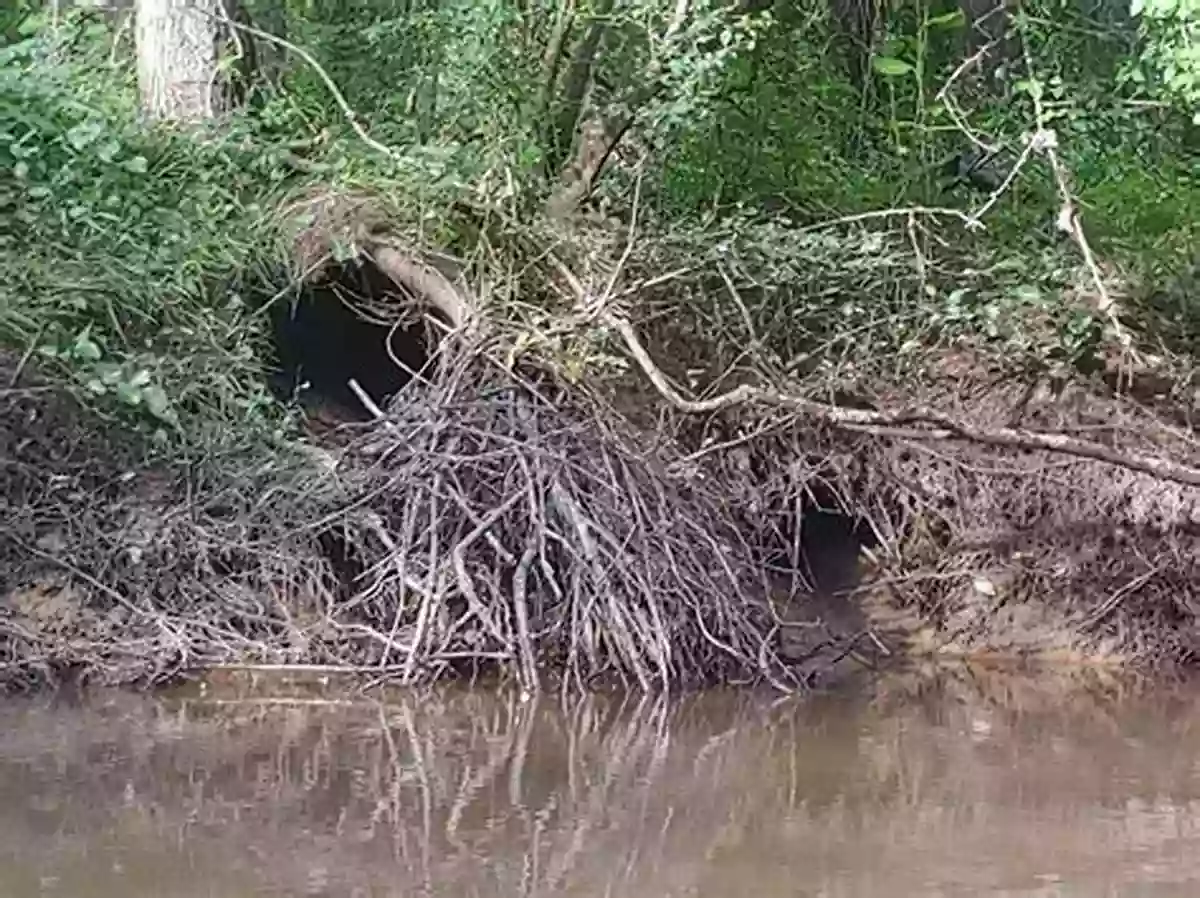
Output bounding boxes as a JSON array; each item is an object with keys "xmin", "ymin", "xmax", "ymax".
[
  {"xmin": 549, "ymin": 0, "xmax": 614, "ymax": 175},
  {"xmin": 135, "ymin": 0, "xmax": 223, "ymax": 123}
]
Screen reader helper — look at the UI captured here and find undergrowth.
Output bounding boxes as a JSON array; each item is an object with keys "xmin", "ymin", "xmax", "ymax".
[{"xmin": 2, "ymin": 4, "xmax": 1195, "ymax": 447}]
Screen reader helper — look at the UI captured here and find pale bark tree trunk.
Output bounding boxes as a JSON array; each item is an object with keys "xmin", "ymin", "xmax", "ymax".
[{"xmin": 135, "ymin": 0, "xmax": 224, "ymax": 123}]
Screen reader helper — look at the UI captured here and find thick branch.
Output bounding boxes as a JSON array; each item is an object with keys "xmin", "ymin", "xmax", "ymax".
[
  {"xmin": 550, "ymin": 0, "xmax": 614, "ymax": 173},
  {"xmin": 544, "ymin": 0, "xmax": 695, "ymax": 217},
  {"xmin": 536, "ymin": 0, "xmax": 578, "ymax": 141},
  {"xmin": 545, "ymin": 114, "xmax": 633, "ymax": 220},
  {"xmin": 369, "ymin": 244, "xmax": 475, "ymax": 332}
]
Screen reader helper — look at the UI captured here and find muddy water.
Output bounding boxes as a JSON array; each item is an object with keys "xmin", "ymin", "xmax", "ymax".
[{"xmin": 3, "ymin": 673, "xmax": 1200, "ymax": 897}]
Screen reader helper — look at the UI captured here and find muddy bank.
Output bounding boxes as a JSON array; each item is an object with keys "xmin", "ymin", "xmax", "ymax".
[
  {"xmin": 4, "ymin": 223, "xmax": 1200, "ymax": 692},
  {"xmin": 4, "ymin": 329, "xmax": 1200, "ymax": 696}
]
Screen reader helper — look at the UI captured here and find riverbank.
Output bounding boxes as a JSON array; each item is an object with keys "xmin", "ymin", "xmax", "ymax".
[
  {"xmin": 4, "ymin": 14, "xmax": 1199, "ymax": 696},
  {"xmin": 3, "ymin": 222, "xmax": 1200, "ymax": 694}
]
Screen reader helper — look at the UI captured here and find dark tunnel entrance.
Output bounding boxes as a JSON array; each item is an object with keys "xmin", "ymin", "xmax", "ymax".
[
  {"xmin": 796, "ymin": 505, "xmax": 878, "ymax": 597},
  {"xmin": 757, "ymin": 480, "xmax": 881, "ymax": 600},
  {"xmin": 754, "ymin": 479, "xmax": 886, "ymax": 668},
  {"xmin": 263, "ymin": 257, "xmax": 444, "ymax": 422}
]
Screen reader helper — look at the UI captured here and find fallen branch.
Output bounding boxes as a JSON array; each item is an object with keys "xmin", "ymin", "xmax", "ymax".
[
  {"xmin": 934, "ymin": 41, "xmax": 1004, "ymax": 155},
  {"xmin": 797, "ymin": 206, "xmax": 978, "ymax": 234},
  {"xmin": 593, "ymin": 305, "xmax": 1200, "ymax": 489}
]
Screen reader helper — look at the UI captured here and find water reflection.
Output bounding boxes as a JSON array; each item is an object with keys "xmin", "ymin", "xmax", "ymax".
[{"xmin": 1, "ymin": 670, "xmax": 1200, "ymax": 896}]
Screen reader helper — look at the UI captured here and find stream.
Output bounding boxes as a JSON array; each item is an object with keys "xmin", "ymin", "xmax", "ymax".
[{"xmin": 1, "ymin": 669, "xmax": 1199, "ymax": 896}]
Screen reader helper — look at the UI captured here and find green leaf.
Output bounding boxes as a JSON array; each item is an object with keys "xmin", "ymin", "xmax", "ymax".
[
  {"xmin": 142, "ymin": 384, "xmax": 173, "ymax": 422},
  {"xmin": 97, "ymin": 362, "xmax": 124, "ymax": 384},
  {"xmin": 16, "ymin": 12, "xmax": 44, "ymax": 36},
  {"xmin": 65, "ymin": 121, "xmax": 102, "ymax": 151},
  {"xmin": 96, "ymin": 140, "xmax": 121, "ymax": 163},
  {"xmin": 1014, "ymin": 78, "xmax": 1044, "ymax": 100},
  {"xmin": 115, "ymin": 381, "xmax": 142, "ymax": 406},
  {"xmin": 1012, "ymin": 284, "xmax": 1044, "ymax": 305},
  {"xmin": 872, "ymin": 56, "xmax": 914, "ymax": 77},
  {"xmin": 926, "ymin": 9, "xmax": 965, "ymax": 28},
  {"xmin": 72, "ymin": 329, "xmax": 102, "ymax": 362}
]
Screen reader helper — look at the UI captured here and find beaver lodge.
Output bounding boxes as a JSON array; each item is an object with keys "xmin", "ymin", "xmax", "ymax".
[{"xmin": 3, "ymin": 192, "xmax": 1200, "ymax": 695}]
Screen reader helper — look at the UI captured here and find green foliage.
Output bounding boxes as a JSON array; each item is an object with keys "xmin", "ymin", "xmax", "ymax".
[
  {"xmin": 1, "ymin": 0, "xmax": 40, "ymax": 44},
  {"xmin": 1, "ymin": 20, "xmax": 284, "ymax": 446},
  {"xmin": 1129, "ymin": 0, "xmax": 1200, "ymax": 121},
  {"xmin": 1, "ymin": 0, "xmax": 1197, "ymax": 456}
]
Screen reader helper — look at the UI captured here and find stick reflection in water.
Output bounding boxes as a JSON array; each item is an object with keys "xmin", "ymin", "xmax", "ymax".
[{"xmin": 0, "ymin": 674, "xmax": 1200, "ymax": 896}]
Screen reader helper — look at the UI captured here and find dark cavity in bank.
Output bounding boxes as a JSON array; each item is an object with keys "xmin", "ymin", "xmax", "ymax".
[
  {"xmin": 262, "ymin": 257, "xmax": 440, "ymax": 421},
  {"xmin": 751, "ymin": 477, "xmax": 878, "ymax": 596}
]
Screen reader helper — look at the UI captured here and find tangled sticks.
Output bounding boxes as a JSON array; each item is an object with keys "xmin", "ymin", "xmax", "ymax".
[
  {"xmin": 327, "ymin": 355, "xmax": 798, "ymax": 691},
  {"xmin": 0, "ymin": 345, "xmax": 816, "ymax": 692}
]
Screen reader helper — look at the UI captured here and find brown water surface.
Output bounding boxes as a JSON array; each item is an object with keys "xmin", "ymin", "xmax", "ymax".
[{"xmin": 2, "ymin": 670, "xmax": 1200, "ymax": 896}]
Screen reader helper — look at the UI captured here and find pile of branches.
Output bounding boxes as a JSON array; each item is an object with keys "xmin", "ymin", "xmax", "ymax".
[
  {"xmin": 0, "ymin": 344, "xmax": 820, "ymax": 693},
  {"xmin": 315, "ymin": 350, "xmax": 802, "ymax": 691}
]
